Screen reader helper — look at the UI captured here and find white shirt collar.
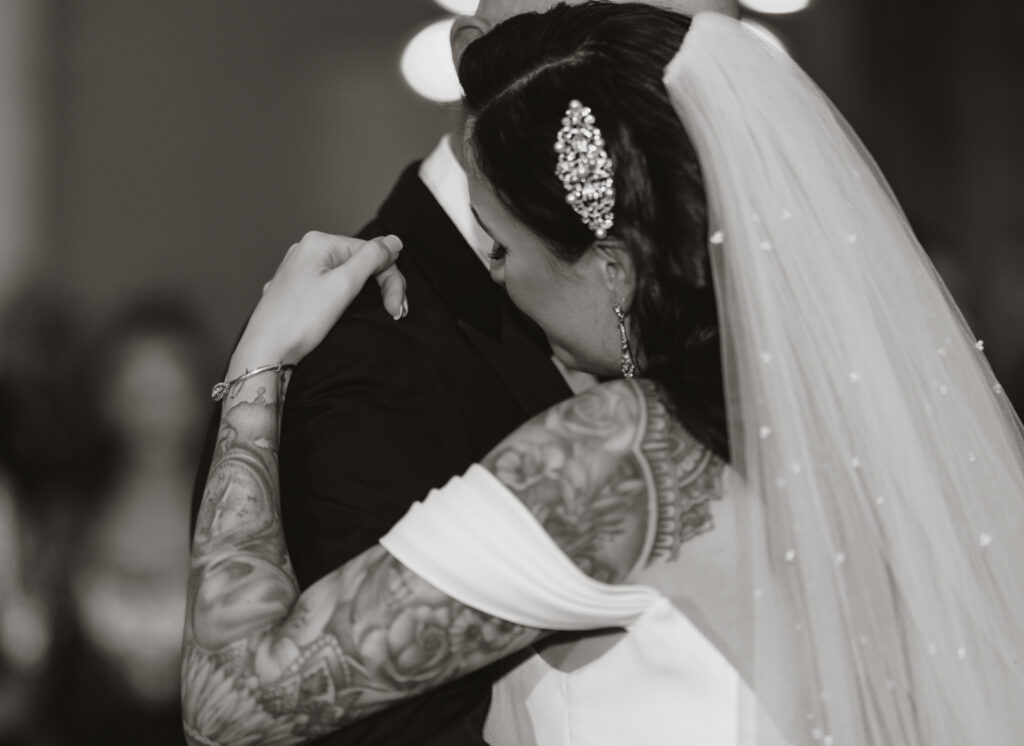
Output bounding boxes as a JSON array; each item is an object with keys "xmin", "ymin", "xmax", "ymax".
[{"xmin": 418, "ymin": 135, "xmax": 494, "ymax": 268}]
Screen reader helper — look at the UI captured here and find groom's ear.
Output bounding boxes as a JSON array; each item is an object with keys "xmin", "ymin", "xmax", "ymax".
[
  {"xmin": 593, "ymin": 240, "xmax": 637, "ymax": 304},
  {"xmin": 450, "ymin": 15, "xmax": 492, "ymax": 72}
]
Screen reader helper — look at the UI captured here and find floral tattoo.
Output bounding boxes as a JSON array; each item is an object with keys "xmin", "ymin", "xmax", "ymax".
[
  {"xmin": 484, "ymin": 378, "xmax": 723, "ymax": 582},
  {"xmin": 182, "ymin": 377, "xmax": 723, "ymax": 745}
]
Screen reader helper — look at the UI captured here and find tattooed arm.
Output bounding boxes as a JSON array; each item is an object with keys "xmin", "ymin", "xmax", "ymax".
[
  {"xmin": 182, "ymin": 372, "xmax": 723, "ymax": 746},
  {"xmin": 183, "ymin": 213, "xmax": 721, "ymax": 746}
]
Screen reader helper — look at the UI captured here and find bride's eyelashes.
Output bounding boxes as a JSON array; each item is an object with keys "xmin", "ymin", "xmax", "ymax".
[{"xmin": 489, "ymin": 242, "xmax": 508, "ymax": 261}]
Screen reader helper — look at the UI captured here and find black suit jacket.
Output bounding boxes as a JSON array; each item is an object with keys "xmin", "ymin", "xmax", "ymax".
[{"xmin": 191, "ymin": 162, "xmax": 571, "ymax": 745}]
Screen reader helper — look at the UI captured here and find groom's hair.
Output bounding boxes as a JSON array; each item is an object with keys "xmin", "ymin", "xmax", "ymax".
[{"xmin": 460, "ymin": 1, "xmax": 728, "ymax": 459}]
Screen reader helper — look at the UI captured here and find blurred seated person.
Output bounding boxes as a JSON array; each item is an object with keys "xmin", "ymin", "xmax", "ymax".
[
  {"xmin": 0, "ymin": 464, "xmax": 54, "ymax": 745},
  {"xmin": 60, "ymin": 297, "xmax": 214, "ymax": 746},
  {"xmin": 0, "ymin": 290, "xmax": 84, "ymax": 745}
]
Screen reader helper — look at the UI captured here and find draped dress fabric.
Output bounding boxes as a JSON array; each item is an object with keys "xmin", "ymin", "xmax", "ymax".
[{"xmin": 380, "ymin": 465, "xmax": 751, "ymax": 746}]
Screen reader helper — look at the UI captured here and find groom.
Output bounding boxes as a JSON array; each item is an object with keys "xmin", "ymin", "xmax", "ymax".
[{"xmin": 192, "ymin": 1, "xmax": 738, "ymax": 744}]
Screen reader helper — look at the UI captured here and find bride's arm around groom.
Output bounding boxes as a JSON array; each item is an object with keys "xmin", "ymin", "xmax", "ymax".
[{"xmin": 181, "ymin": 232, "xmax": 720, "ymax": 746}]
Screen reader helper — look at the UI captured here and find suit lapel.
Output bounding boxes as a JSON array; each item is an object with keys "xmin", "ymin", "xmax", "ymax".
[{"xmin": 378, "ymin": 164, "xmax": 571, "ymax": 415}]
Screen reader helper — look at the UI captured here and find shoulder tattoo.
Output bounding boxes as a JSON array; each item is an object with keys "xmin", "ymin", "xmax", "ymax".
[{"xmin": 482, "ymin": 379, "xmax": 724, "ymax": 584}]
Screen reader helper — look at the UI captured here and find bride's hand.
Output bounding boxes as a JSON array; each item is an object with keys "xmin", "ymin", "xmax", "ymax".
[{"xmin": 228, "ymin": 231, "xmax": 405, "ymax": 379}]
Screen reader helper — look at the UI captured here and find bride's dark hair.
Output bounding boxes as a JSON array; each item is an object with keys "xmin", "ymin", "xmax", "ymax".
[{"xmin": 459, "ymin": 2, "xmax": 728, "ymax": 458}]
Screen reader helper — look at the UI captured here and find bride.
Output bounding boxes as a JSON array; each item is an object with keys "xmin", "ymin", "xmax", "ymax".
[{"xmin": 181, "ymin": 4, "xmax": 1024, "ymax": 745}]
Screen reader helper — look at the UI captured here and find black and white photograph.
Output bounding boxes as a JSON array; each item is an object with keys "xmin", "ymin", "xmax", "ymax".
[{"xmin": 1, "ymin": 1, "xmax": 1023, "ymax": 744}]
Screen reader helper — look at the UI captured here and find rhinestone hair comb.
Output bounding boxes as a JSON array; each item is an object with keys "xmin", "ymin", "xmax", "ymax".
[{"xmin": 554, "ymin": 100, "xmax": 616, "ymax": 239}]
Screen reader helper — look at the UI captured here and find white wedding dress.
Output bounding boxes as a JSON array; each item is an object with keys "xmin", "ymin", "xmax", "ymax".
[{"xmin": 381, "ymin": 465, "xmax": 767, "ymax": 746}]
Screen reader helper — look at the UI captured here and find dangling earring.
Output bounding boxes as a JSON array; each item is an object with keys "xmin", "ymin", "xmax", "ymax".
[{"xmin": 613, "ymin": 302, "xmax": 636, "ymax": 379}]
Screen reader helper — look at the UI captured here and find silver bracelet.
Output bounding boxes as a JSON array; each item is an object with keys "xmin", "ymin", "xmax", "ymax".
[{"xmin": 211, "ymin": 362, "xmax": 296, "ymax": 402}]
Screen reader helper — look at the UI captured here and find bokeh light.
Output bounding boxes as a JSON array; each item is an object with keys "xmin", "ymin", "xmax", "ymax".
[
  {"xmin": 400, "ymin": 18, "xmax": 462, "ymax": 103},
  {"xmin": 740, "ymin": 0, "xmax": 810, "ymax": 14}
]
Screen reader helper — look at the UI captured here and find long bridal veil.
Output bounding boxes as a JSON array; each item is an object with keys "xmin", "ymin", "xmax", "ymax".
[{"xmin": 665, "ymin": 13, "xmax": 1024, "ymax": 745}]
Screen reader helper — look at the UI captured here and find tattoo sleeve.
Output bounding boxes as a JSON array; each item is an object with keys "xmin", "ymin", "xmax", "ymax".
[{"xmin": 182, "ymin": 376, "xmax": 723, "ymax": 745}]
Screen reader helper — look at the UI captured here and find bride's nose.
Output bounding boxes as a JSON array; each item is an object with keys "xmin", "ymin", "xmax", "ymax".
[{"xmin": 489, "ymin": 259, "xmax": 506, "ymax": 286}]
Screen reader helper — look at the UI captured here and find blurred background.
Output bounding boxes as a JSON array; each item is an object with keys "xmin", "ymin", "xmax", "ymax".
[{"xmin": 0, "ymin": 0, "xmax": 1021, "ymax": 743}]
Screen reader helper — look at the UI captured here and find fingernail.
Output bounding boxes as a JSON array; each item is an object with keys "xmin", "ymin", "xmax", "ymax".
[
  {"xmin": 401, "ymin": 299, "xmax": 409, "ymax": 318},
  {"xmin": 382, "ymin": 234, "xmax": 403, "ymax": 254}
]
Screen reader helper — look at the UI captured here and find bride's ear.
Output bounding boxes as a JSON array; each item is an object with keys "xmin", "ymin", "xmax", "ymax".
[
  {"xmin": 593, "ymin": 240, "xmax": 637, "ymax": 305},
  {"xmin": 450, "ymin": 16, "xmax": 491, "ymax": 71}
]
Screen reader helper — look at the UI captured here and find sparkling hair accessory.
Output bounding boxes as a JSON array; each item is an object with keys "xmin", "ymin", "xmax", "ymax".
[{"xmin": 554, "ymin": 100, "xmax": 616, "ymax": 239}]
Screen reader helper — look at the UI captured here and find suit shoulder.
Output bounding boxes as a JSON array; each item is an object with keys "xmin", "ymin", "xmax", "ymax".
[{"xmin": 289, "ymin": 315, "xmax": 435, "ymax": 392}]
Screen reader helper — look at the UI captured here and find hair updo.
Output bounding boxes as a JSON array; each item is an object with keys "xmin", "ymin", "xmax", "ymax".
[{"xmin": 459, "ymin": 1, "xmax": 728, "ymax": 459}]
